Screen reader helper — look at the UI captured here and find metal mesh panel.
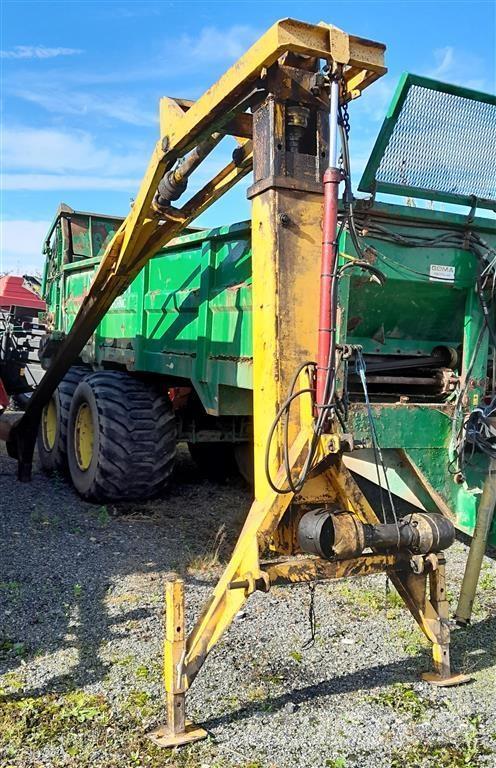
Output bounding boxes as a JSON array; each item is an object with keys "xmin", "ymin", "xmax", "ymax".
[{"xmin": 359, "ymin": 76, "xmax": 496, "ymax": 207}]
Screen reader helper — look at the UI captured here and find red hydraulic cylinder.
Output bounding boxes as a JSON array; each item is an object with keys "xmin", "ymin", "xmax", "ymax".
[{"xmin": 316, "ymin": 165, "xmax": 342, "ymax": 412}]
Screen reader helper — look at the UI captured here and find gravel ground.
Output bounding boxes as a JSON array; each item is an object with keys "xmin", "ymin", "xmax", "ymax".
[{"xmin": 1, "ymin": 433, "xmax": 495, "ymax": 768}]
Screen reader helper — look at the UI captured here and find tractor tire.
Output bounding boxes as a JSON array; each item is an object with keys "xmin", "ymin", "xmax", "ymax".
[
  {"xmin": 188, "ymin": 441, "xmax": 239, "ymax": 482},
  {"xmin": 37, "ymin": 366, "xmax": 91, "ymax": 473},
  {"xmin": 66, "ymin": 371, "xmax": 176, "ymax": 501}
]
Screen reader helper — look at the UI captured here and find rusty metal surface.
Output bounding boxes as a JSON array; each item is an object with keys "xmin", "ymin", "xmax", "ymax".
[{"xmin": 264, "ymin": 552, "xmax": 404, "ymax": 585}]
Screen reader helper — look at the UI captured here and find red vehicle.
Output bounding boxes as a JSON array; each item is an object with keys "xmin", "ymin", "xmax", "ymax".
[{"xmin": 0, "ymin": 276, "xmax": 45, "ymax": 412}]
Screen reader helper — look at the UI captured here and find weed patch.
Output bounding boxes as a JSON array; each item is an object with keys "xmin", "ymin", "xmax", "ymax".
[
  {"xmin": 0, "ymin": 690, "xmax": 110, "ymax": 758},
  {"xmin": 390, "ymin": 716, "xmax": 490, "ymax": 767},
  {"xmin": 370, "ymin": 683, "xmax": 436, "ymax": 721}
]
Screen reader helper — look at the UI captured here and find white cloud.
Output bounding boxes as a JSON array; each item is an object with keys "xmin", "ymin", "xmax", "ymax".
[
  {"xmin": 14, "ymin": 89, "xmax": 157, "ymax": 127},
  {"xmin": 0, "ymin": 220, "xmax": 49, "ymax": 254},
  {"xmin": 428, "ymin": 46, "xmax": 455, "ymax": 79},
  {"xmin": 0, "ymin": 220, "xmax": 50, "ymax": 274},
  {"xmin": 1, "ymin": 126, "xmax": 148, "ymax": 192},
  {"xmin": 2, "ymin": 126, "xmax": 148, "ymax": 177},
  {"xmin": 0, "ymin": 125, "xmax": 246, "ymax": 193},
  {"xmin": 6, "ymin": 23, "xmax": 261, "ymax": 93},
  {"xmin": 1, "ymin": 45, "xmax": 82, "ymax": 60},
  {"xmin": 172, "ymin": 25, "xmax": 260, "ymax": 63},
  {"xmin": 352, "ymin": 76, "xmax": 396, "ymax": 123},
  {"xmin": 427, "ymin": 46, "xmax": 487, "ymax": 90},
  {"xmin": 2, "ymin": 174, "xmax": 141, "ymax": 191}
]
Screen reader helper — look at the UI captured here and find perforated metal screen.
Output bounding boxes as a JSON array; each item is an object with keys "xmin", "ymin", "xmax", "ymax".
[{"xmin": 359, "ymin": 74, "xmax": 496, "ymax": 209}]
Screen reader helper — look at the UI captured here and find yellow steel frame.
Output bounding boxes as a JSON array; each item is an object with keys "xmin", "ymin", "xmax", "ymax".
[
  {"xmin": 139, "ymin": 21, "xmax": 464, "ymax": 749},
  {"xmin": 11, "ymin": 20, "xmax": 388, "ymax": 464},
  {"xmin": 11, "ymin": 17, "xmax": 467, "ymax": 748}
]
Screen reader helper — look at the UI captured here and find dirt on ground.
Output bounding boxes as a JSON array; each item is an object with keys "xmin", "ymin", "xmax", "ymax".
[{"xmin": 1, "ymin": 436, "xmax": 495, "ymax": 768}]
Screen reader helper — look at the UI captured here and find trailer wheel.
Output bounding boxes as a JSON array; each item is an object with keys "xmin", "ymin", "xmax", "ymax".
[
  {"xmin": 67, "ymin": 371, "xmax": 176, "ymax": 501},
  {"xmin": 37, "ymin": 366, "xmax": 90, "ymax": 473}
]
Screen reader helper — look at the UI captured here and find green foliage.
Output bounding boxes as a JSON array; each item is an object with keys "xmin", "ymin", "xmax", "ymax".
[
  {"xmin": 326, "ymin": 757, "xmax": 347, "ymax": 768},
  {"xmin": 122, "ymin": 690, "xmax": 154, "ymax": 721},
  {"xmin": 289, "ymin": 650, "xmax": 303, "ymax": 663},
  {"xmin": 0, "ymin": 581, "xmax": 21, "ymax": 596},
  {"xmin": 0, "ymin": 691, "xmax": 110, "ymax": 756},
  {"xmin": 135, "ymin": 664, "xmax": 150, "ymax": 679},
  {"xmin": 0, "ymin": 638, "xmax": 27, "ymax": 660},
  {"xmin": 336, "ymin": 581, "xmax": 404, "ymax": 615},
  {"xmin": 370, "ymin": 683, "xmax": 433, "ymax": 721},
  {"xmin": 393, "ymin": 626, "xmax": 429, "ymax": 656},
  {"xmin": 0, "ymin": 673, "xmax": 24, "ymax": 700},
  {"xmin": 479, "ymin": 567, "xmax": 496, "ymax": 593},
  {"xmin": 95, "ymin": 505, "xmax": 110, "ymax": 525},
  {"xmin": 390, "ymin": 716, "xmax": 489, "ymax": 767}
]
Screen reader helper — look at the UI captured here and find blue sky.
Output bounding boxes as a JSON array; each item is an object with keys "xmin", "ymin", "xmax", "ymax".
[{"xmin": 1, "ymin": 0, "xmax": 495, "ymax": 273}]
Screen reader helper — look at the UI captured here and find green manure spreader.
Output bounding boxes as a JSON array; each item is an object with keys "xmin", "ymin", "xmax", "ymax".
[
  {"xmin": 38, "ymin": 197, "xmax": 496, "ymax": 547},
  {"xmin": 36, "ymin": 74, "xmax": 496, "ymax": 555}
]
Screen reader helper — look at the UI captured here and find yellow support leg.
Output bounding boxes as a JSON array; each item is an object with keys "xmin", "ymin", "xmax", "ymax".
[
  {"xmin": 147, "ymin": 575, "xmax": 207, "ymax": 747},
  {"xmin": 421, "ymin": 558, "xmax": 471, "ymax": 687}
]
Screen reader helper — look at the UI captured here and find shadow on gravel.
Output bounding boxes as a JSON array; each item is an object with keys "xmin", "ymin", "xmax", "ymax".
[
  {"xmin": 0, "ymin": 445, "xmax": 249, "ymax": 700},
  {"xmin": 1, "ymin": 443, "xmax": 494, "ymax": 717},
  {"xmin": 202, "ymin": 614, "xmax": 496, "ymax": 731}
]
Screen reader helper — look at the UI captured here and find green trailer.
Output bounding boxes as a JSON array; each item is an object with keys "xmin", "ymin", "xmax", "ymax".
[{"xmin": 36, "ymin": 74, "xmax": 496, "ymax": 547}]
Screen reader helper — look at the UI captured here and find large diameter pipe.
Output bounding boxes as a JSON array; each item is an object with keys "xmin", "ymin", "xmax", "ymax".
[
  {"xmin": 316, "ymin": 79, "xmax": 341, "ymax": 412},
  {"xmin": 455, "ymin": 456, "xmax": 496, "ymax": 625},
  {"xmin": 297, "ymin": 509, "xmax": 455, "ymax": 561}
]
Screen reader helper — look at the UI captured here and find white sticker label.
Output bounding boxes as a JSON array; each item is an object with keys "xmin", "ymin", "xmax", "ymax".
[{"xmin": 429, "ymin": 264, "xmax": 455, "ymax": 282}]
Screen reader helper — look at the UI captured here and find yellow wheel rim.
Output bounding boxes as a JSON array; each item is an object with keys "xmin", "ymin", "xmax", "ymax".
[
  {"xmin": 74, "ymin": 403, "xmax": 94, "ymax": 471},
  {"xmin": 41, "ymin": 398, "xmax": 57, "ymax": 451}
]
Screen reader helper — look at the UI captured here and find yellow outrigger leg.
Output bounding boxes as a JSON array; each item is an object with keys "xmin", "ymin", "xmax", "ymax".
[
  {"xmin": 2, "ymin": 17, "xmax": 468, "ymax": 750},
  {"xmin": 138, "ymin": 19, "xmax": 470, "ymax": 749}
]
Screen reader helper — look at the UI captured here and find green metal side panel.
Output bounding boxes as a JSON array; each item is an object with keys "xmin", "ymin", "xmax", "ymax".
[
  {"xmin": 42, "ymin": 202, "xmax": 496, "ymax": 543},
  {"xmin": 55, "ymin": 221, "xmax": 253, "ymax": 416},
  {"xmin": 337, "ymin": 202, "xmax": 496, "ymax": 546}
]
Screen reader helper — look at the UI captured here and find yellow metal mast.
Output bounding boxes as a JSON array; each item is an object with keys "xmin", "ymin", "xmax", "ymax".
[{"xmin": 6, "ymin": 19, "xmax": 467, "ymax": 748}]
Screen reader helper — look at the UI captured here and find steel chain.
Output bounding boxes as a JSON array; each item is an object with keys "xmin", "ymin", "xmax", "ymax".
[{"xmin": 339, "ymin": 77, "xmax": 351, "ymax": 138}]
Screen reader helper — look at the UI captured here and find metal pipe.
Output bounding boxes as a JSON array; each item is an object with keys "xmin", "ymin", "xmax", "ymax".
[
  {"xmin": 315, "ymin": 79, "xmax": 341, "ymax": 412},
  {"xmin": 454, "ymin": 456, "xmax": 496, "ymax": 625},
  {"xmin": 155, "ymin": 132, "xmax": 223, "ymax": 209},
  {"xmin": 174, "ymin": 132, "xmax": 222, "ymax": 183},
  {"xmin": 328, "ymin": 79, "xmax": 340, "ymax": 168},
  {"xmin": 297, "ymin": 509, "xmax": 455, "ymax": 561}
]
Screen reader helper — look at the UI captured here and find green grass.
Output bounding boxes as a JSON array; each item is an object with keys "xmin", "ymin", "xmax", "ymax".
[
  {"xmin": 289, "ymin": 650, "xmax": 303, "ymax": 664},
  {"xmin": 0, "ymin": 690, "xmax": 110, "ymax": 758},
  {"xmin": 0, "ymin": 581, "xmax": 21, "ymax": 597},
  {"xmin": 370, "ymin": 683, "xmax": 435, "ymax": 721},
  {"xmin": 0, "ymin": 638, "xmax": 28, "ymax": 660},
  {"xmin": 390, "ymin": 716, "xmax": 490, "ymax": 767},
  {"xmin": 393, "ymin": 626, "xmax": 430, "ymax": 656},
  {"xmin": 135, "ymin": 664, "xmax": 150, "ymax": 679},
  {"xmin": 479, "ymin": 565, "xmax": 496, "ymax": 594},
  {"xmin": 336, "ymin": 581, "xmax": 405, "ymax": 616}
]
